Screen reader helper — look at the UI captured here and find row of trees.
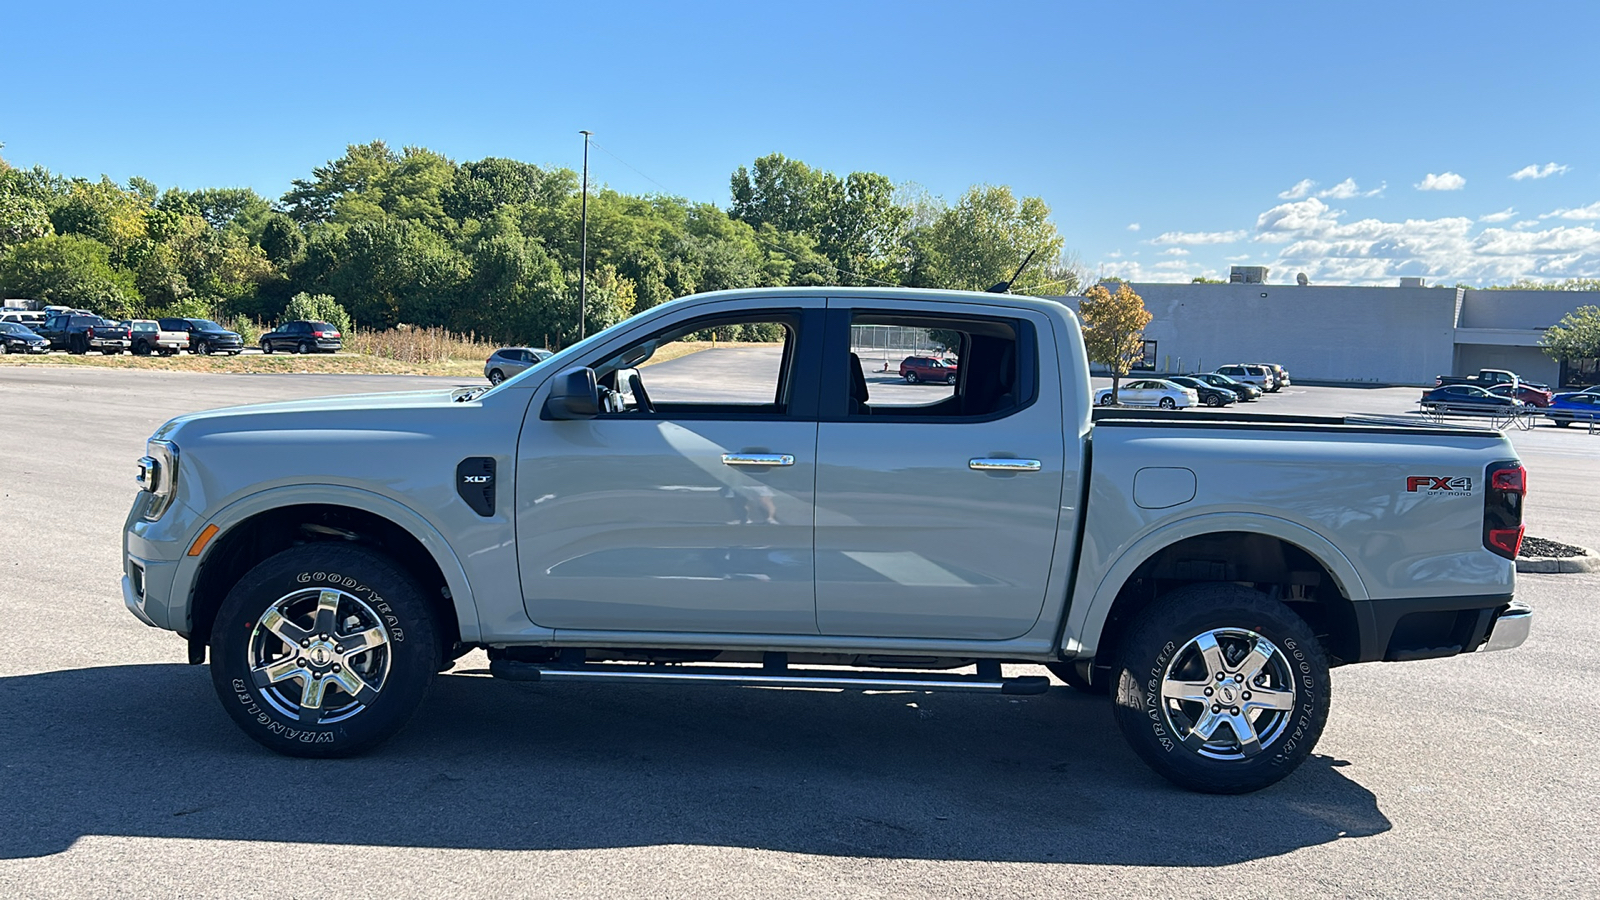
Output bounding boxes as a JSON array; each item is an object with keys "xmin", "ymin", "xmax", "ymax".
[{"xmin": 0, "ymin": 144, "xmax": 1084, "ymax": 347}]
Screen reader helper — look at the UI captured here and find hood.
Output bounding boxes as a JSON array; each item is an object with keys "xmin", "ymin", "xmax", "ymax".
[{"xmin": 152, "ymin": 388, "xmax": 470, "ymax": 442}]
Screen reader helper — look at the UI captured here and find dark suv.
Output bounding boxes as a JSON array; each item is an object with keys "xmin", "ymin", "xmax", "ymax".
[
  {"xmin": 898, "ymin": 355, "xmax": 959, "ymax": 384},
  {"xmin": 260, "ymin": 320, "xmax": 342, "ymax": 354},
  {"xmin": 158, "ymin": 317, "xmax": 244, "ymax": 355}
]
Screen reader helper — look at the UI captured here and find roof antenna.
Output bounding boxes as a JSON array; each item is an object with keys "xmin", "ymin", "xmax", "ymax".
[{"xmin": 987, "ymin": 248, "xmax": 1039, "ymax": 293}]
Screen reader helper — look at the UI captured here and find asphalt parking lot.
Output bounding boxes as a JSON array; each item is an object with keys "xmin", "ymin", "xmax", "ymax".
[{"xmin": 2, "ymin": 363, "xmax": 1598, "ymax": 898}]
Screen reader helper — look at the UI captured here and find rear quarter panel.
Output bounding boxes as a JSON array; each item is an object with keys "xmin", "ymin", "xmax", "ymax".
[{"xmin": 1066, "ymin": 424, "xmax": 1517, "ymax": 653}]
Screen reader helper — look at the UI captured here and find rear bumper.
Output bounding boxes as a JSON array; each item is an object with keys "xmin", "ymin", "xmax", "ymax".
[{"xmin": 1353, "ymin": 594, "xmax": 1529, "ymax": 662}]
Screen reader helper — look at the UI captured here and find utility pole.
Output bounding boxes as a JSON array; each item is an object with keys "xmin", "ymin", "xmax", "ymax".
[{"xmin": 578, "ymin": 130, "xmax": 592, "ymax": 340}]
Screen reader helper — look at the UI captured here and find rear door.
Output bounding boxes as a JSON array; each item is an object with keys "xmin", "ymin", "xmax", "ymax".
[{"xmin": 811, "ymin": 300, "xmax": 1068, "ymax": 640}]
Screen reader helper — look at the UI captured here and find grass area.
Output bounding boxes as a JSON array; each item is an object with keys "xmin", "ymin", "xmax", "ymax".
[
  {"xmin": 0, "ymin": 351, "xmax": 485, "ymax": 377},
  {"xmin": 0, "ymin": 335, "xmax": 785, "ymax": 377}
]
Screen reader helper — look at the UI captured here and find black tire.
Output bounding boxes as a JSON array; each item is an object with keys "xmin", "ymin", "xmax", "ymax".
[
  {"xmin": 297, "ymin": 340, "xmax": 311, "ymax": 354},
  {"xmin": 261, "ymin": 340, "xmax": 274, "ymax": 354},
  {"xmin": 905, "ymin": 371, "xmax": 919, "ymax": 384},
  {"xmin": 1047, "ymin": 660, "xmax": 1108, "ymax": 695},
  {"xmin": 195, "ymin": 340, "xmax": 211, "ymax": 356},
  {"xmin": 0, "ymin": 341, "xmax": 8, "ymax": 355},
  {"xmin": 1112, "ymin": 583, "xmax": 1329, "ymax": 794},
  {"xmin": 488, "ymin": 369, "xmax": 505, "ymax": 386},
  {"xmin": 1160, "ymin": 397, "xmax": 1177, "ymax": 409},
  {"xmin": 945, "ymin": 374, "xmax": 956, "ymax": 385},
  {"xmin": 208, "ymin": 544, "xmax": 441, "ymax": 758},
  {"xmin": 1206, "ymin": 394, "xmax": 1224, "ymax": 408},
  {"xmin": 1552, "ymin": 417, "xmax": 1570, "ymax": 428}
]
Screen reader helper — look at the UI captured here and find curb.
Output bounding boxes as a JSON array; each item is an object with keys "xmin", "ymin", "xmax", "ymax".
[{"xmin": 1517, "ymin": 546, "xmax": 1600, "ymax": 574}]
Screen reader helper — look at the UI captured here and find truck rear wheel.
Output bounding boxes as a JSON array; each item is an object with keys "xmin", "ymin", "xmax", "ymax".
[
  {"xmin": 1111, "ymin": 583, "xmax": 1329, "ymax": 793},
  {"xmin": 208, "ymin": 544, "xmax": 441, "ymax": 758}
]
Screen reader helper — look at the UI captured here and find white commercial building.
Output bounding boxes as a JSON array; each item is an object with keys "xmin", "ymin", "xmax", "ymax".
[{"xmin": 1051, "ymin": 272, "xmax": 1598, "ymax": 387}]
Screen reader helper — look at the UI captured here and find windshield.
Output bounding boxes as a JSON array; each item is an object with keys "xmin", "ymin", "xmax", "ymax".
[{"xmin": 192, "ymin": 319, "xmax": 222, "ymax": 330}]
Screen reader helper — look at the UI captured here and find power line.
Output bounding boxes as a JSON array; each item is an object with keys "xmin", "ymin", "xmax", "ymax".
[{"xmin": 585, "ymin": 138, "xmax": 901, "ymax": 289}]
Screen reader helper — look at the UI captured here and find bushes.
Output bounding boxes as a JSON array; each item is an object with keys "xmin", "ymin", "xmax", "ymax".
[
  {"xmin": 282, "ymin": 292, "xmax": 350, "ymax": 333},
  {"xmin": 343, "ymin": 326, "xmax": 493, "ymax": 364}
]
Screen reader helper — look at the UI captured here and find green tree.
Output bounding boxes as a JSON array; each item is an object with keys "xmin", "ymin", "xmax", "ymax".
[
  {"xmin": 282, "ymin": 141, "xmax": 400, "ymax": 224},
  {"xmin": 730, "ymin": 153, "xmax": 827, "ymax": 234},
  {"xmin": 905, "ymin": 185, "xmax": 1065, "ymax": 294},
  {"xmin": 1542, "ymin": 306, "xmax": 1600, "ymax": 365},
  {"xmin": 0, "ymin": 165, "xmax": 60, "ymax": 250},
  {"xmin": 1078, "ymin": 282, "xmax": 1153, "ymax": 404},
  {"xmin": 0, "ymin": 234, "xmax": 140, "ymax": 315},
  {"xmin": 283, "ymin": 292, "xmax": 352, "ymax": 333}
]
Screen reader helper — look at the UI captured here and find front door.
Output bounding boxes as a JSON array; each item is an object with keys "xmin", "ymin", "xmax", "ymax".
[
  {"xmin": 812, "ymin": 302, "xmax": 1069, "ymax": 640},
  {"xmin": 516, "ymin": 303, "xmax": 825, "ymax": 634}
]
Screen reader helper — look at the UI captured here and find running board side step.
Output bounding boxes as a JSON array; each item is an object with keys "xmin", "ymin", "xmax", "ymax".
[{"xmin": 488, "ymin": 660, "xmax": 1050, "ymax": 695}]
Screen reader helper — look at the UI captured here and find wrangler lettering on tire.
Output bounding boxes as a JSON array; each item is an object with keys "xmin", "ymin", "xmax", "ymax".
[
  {"xmin": 208, "ymin": 544, "xmax": 439, "ymax": 758},
  {"xmin": 1112, "ymin": 583, "xmax": 1330, "ymax": 793}
]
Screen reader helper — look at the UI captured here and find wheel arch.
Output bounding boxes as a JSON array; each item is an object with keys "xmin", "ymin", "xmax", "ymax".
[
  {"xmin": 178, "ymin": 486, "xmax": 480, "ymax": 651},
  {"xmin": 1067, "ymin": 513, "xmax": 1369, "ymax": 669}
]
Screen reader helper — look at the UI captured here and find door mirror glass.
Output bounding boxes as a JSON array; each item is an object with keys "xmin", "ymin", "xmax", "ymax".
[{"xmin": 544, "ymin": 367, "xmax": 600, "ymax": 419}]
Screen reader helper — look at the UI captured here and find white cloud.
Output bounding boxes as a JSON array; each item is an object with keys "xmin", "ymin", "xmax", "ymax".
[
  {"xmin": 1126, "ymin": 222, "xmax": 1140, "ymax": 231},
  {"xmin": 1278, "ymin": 179, "xmax": 1317, "ymax": 199},
  {"xmin": 1512, "ymin": 220, "xmax": 1542, "ymax": 230},
  {"xmin": 1149, "ymin": 229, "xmax": 1248, "ymax": 245},
  {"xmin": 1160, "ymin": 247, "xmax": 1190, "ymax": 256},
  {"xmin": 1415, "ymin": 172, "xmax": 1466, "ymax": 191},
  {"xmin": 1538, "ymin": 201, "xmax": 1600, "ymax": 221},
  {"xmin": 1105, "ymin": 250, "xmax": 1123, "ymax": 259},
  {"xmin": 1317, "ymin": 178, "xmax": 1385, "ymax": 199},
  {"xmin": 1479, "ymin": 207, "xmax": 1517, "ymax": 223},
  {"xmin": 1225, "ymin": 254, "xmax": 1253, "ymax": 262},
  {"xmin": 1510, "ymin": 162, "xmax": 1569, "ymax": 181}
]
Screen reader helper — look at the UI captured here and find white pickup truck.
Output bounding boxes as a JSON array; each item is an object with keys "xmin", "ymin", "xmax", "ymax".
[{"xmin": 122, "ymin": 287, "xmax": 1531, "ymax": 793}]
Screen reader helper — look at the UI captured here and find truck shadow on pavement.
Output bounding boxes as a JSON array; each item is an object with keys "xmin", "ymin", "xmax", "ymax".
[{"xmin": 0, "ymin": 663, "xmax": 1390, "ymax": 861}]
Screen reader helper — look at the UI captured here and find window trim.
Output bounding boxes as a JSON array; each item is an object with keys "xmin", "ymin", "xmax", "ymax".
[{"xmin": 818, "ymin": 307, "xmax": 1039, "ymax": 424}]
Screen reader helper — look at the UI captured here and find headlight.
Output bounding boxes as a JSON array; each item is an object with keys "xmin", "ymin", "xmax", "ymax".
[{"xmin": 137, "ymin": 439, "xmax": 179, "ymax": 520}]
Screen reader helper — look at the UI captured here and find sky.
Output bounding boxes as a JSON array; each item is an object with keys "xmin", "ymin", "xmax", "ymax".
[{"xmin": 5, "ymin": 0, "xmax": 1599, "ymax": 287}]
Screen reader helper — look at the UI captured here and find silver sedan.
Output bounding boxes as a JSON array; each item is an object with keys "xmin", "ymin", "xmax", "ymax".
[{"xmin": 484, "ymin": 347, "xmax": 554, "ymax": 385}]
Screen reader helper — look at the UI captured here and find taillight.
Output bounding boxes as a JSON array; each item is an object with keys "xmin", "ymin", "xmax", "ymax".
[
  {"xmin": 312, "ymin": 331, "xmax": 324, "ymax": 337},
  {"xmin": 86, "ymin": 327, "xmax": 95, "ymax": 338},
  {"xmin": 1483, "ymin": 460, "xmax": 1526, "ymax": 560}
]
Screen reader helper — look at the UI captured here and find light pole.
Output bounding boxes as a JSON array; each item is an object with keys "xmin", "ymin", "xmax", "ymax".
[{"xmin": 578, "ymin": 129, "xmax": 592, "ymax": 341}]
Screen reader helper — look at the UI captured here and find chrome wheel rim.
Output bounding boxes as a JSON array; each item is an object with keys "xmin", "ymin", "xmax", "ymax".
[
  {"xmin": 248, "ymin": 588, "xmax": 392, "ymax": 725},
  {"xmin": 1159, "ymin": 628, "xmax": 1297, "ymax": 760}
]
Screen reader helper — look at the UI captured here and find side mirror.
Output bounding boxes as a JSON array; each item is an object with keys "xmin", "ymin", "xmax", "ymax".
[{"xmin": 543, "ymin": 366, "xmax": 600, "ymax": 419}]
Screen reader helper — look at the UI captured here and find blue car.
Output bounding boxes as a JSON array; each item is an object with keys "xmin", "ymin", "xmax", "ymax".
[{"xmin": 1546, "ymin": 391, "xmax": 1600, "ymax": 427}]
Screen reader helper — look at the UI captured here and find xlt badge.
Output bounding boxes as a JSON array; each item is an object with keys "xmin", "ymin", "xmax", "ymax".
[{"xmin": 457, "ymin": 458, "xmax": 496, "ymax": 516}]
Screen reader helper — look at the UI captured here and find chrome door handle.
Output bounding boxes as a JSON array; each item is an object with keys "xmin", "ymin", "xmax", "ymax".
[
  {"xmin": 722, "ymin": 453, "xmax": 795, "ymax": 467},
  {"xmin": 969, "ymin": 458, "xmax": 1042, "ymax": 472}
]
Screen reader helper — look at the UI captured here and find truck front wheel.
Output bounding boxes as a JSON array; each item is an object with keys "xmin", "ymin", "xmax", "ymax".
[
  {"xmin": 208, "ymin": 544, "xmax": 441, "ymax": 758},
  {"xmin": 1111, "ymin": 583, "xmax": 1329, "ymax": 793}
]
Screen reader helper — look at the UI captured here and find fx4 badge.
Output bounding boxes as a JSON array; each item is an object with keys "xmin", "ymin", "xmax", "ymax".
[{"xmin": 1406, "ymin": 475, "xmax": 1472, "ymax": 495}]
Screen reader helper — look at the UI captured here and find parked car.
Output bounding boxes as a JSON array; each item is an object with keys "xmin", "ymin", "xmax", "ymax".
[
  {"xmin": 260, "ymin": 320, "xmax": 342, "ymax": 354},
  {"xmin": 1545, "ymin": 392, "xmax": 1600, "ymax": 427},
  {"xmin": 123, "ymin": 285, "xmax": 1532, "ymax": 795},
  {"xmin": 159, "ymin": 317, "xmax": 244, "ymax": 356},
  {"xmin": 1095, "ymin": 378, "xmax": 1198, "ymax": 409},
  {"xmin": 1419, "ymin": 384, "xmax": 1526, "ymax": 414},
  {"xmin": 1436, "ymin": 368, "xmax": 1549, "ymax": 391},
  {"xmin": 1487, "ymin": 382, "xmax": 1552, "ymax": 407},
  {"xmin": 1215, "ymin": 364, "xmax": 1278, "ymax": 392},
  {"xmin": 1256, "ymin": 363, "xmax": 1291, "ymax": 387},
  {"xmin": 122, "ymin": 320, "xmax": 191, "ymax": 356},
  {"xmin": 0, "ymin": 310, "xmax": 47, "ymax": 330},
  {"xmin": 1164, "ymin": 375, "xmax": 1236, "ymax": 408},
  {"xmin": 484, "ymin": 347, "xmax": 554, "ymax": 385},
  {"xmin": 1188, "ymin": 371, "xmax": 1261, "ymax": 401},
  {"xmin": 0, "ymin": 321, "xmax": 50, "ymax": 354},
  {"xmin": 899, "ymin": 355, "xmax": 959, "ymax": 384},
  {"xmin": 36, "ymin": 313, "xmax": 130, "ymax": 355}
]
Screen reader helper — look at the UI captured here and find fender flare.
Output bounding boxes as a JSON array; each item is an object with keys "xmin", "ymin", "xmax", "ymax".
[
  {"xmin": 1064, "ymin": 511, "xmax": 1369, "ymax": 657},
  {"xmin": 172, "ymin": 484, "xmax": 482, "ymax": 642}
]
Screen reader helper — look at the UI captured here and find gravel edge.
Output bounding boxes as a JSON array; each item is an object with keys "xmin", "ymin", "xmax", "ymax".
[{"xmin": 1516, "ymin": 546, "xmax": 1600, "ymax": 574}]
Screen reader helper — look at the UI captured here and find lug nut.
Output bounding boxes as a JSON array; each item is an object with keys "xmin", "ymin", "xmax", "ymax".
[
  {"xmin": 1234, "ymin": 674, "xmax": 1244, "ymax": 682},
  {"xmin": 1211, "ymin": 703, "xmax": 1221, "ymax": 713},
  {"xmin": 1242, "ymin": 691, "xmax": 1252, "ymax": 701},
  {"xmin": 332, "ymin": 664, "xmax": 342, "ymax": 673},
  {"xmin": 1230, "ymin": 706, "xmax": 1240, "ymax": 715},
  {"xmin": 1216, "ymin": 673, "xmax": 1226, "ymax": 681},
  {"xmin": 1204, "ymin": 687, "xmax": 1214, "ymax": 697},
  {"xmin": 300, "ymin": 639, "xmax": 310, "ymax": 648},
  {"xmin": 296, "ymin": 658, "xmax": 307, "ymax": 667}
]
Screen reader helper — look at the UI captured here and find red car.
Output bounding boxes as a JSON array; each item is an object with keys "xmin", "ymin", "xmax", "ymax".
[
  {"xmin": 1489, "ymin": 383, "xmax": 1552, "ymax": 407},
  {"xmin": 898, "ymin": 356, "xmax": 958, "ymax": 384}
]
